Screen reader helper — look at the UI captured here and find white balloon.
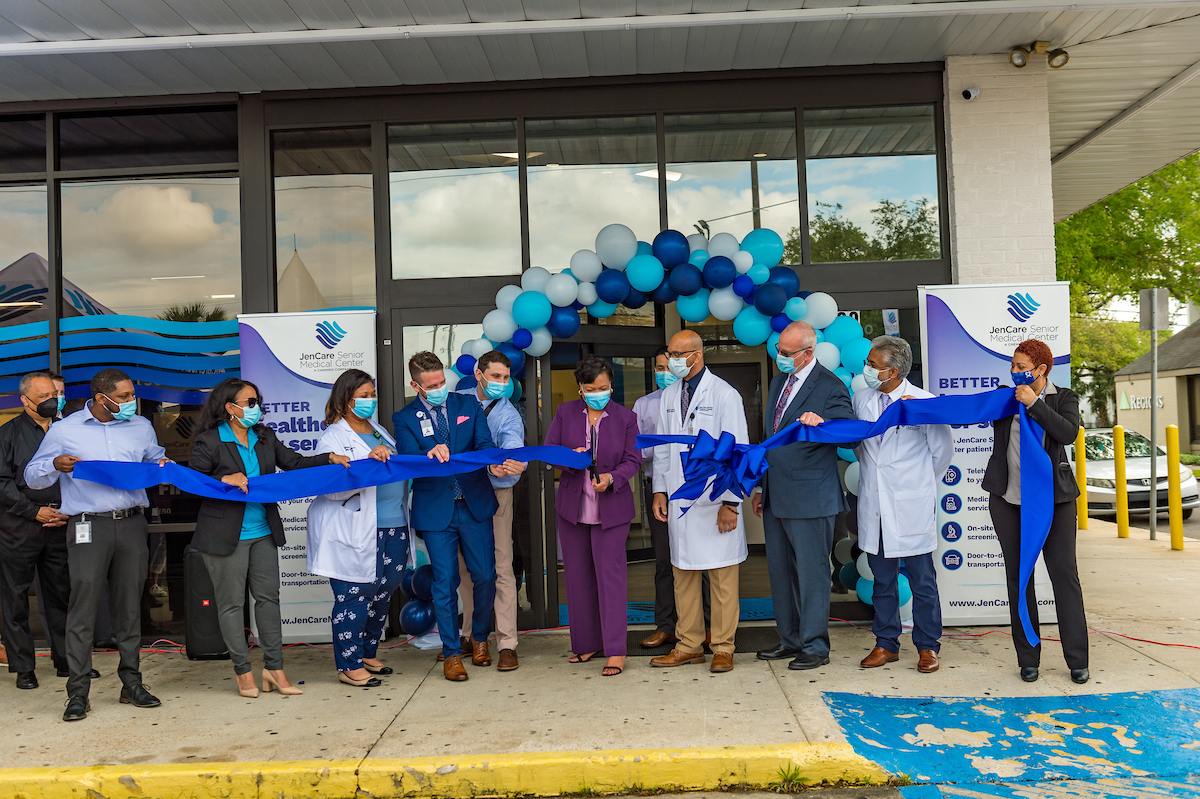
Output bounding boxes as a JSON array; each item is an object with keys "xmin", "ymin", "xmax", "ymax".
[
  {"xmin": 525, "ymin": 326, "xmax": 553, "ymax": 357},
  {"xmin": 544, "ymin": 273, "xmax": 579, "ymax": 307},
  {"xmin": 804, "ymin": 292, "xmax": 839, "ymax": 330},
  {"xmin": 595, "ymin": 223, "xmax": 638, "ymax": 270},
  {"xmin": 495, "ymin": 284, "xmax": 523, "ymax": 313},
  {"xmin": 814, "ymin": 341, "xmax": 841, "ymax": 370},
  {"xmin": 463, "ymin": 338, "xmax": 492, "ymax": 359},
  {"xmin": 856, "ymin": 550, "xmax": 872, "ymax": 579},
  {"xmin": 521, "ymin": 266, "xmax": 552, "ymax": 293},
  {"xmin": 708, "ymin": 286, "xmax": 744, "ymax": 321},
  {"xmin": 899, "ymin": 598, "xmax": 914, "ymax": 623},
  {"xmin": 576, "ymin": 282, "xmax": 598, "ymax": 306},
  {"xmin": 850, "ymin": 373, "xmax": 870, "ymax": 394},
  {"xmin": 731, "ymin": 251, "xmax": 754, "ymax": 274},
  {"xmin": 482, "ymin": 309, "xmax": 518, "ymax": 343},
  {"xmin": 570, "ymin": 249, "xmax": 604, "ymax": 283},
  {"xmin": 443, "ymin": 369, "xmax": 461, "ymax": 392},
  {"xmin": 709, "ymin": 232, "xmax": 740, "ymax": 258},
  {"xmin": 687, "ymin": 233, "xmax": 709, "ymax": 253}
]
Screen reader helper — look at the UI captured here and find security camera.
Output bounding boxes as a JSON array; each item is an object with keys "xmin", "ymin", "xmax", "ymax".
[{"xmin": 962, "ymin": 87, "xmax": 980, "ymax": 100}]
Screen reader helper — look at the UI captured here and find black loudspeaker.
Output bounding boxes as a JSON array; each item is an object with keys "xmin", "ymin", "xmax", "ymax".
[{"xmin": 184, "ymin": 547, "xmax": 230, "ymax": 660}]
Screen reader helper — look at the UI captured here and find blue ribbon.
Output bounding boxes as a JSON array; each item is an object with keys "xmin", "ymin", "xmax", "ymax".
[
  {"xmin": 637, "ymin": 387, "xmax": 1055, "ymax": 646},
  {"xmin": 73, "ymin": 445, "xmax": 588, "ymax": 505}
]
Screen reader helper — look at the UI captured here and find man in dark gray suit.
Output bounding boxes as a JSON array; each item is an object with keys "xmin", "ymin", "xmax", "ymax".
[{"xmin": 752, "ymin": 321, "xmax": 855, "ymax": 670}]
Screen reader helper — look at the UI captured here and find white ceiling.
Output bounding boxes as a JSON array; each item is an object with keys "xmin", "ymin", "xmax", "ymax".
[{"xmin": 0, "ymin": 0, "xmax": 1198, "ymax": 219}]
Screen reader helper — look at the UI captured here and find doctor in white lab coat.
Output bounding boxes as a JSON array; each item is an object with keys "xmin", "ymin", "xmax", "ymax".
[
  {"xmin": 650, "ymin": 330, "xmax": 748, "ymax": 674},
  {"xmin": 853, "ymin": 335, "xmax": 952, "ymax": 674}
]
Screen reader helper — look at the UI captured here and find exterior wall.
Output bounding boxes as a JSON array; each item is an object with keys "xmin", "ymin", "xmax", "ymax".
[
  {"xmin": 1114, "ymin": 373, "xmax": 1183, "ymax": 440},
  {"xmin": 944, "ymin": 55, "xmax": 1056, "ymax": 285}
]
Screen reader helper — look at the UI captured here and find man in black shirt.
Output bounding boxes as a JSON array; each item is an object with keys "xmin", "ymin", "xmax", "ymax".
[{"xmin": 0, "ymin": 372, "xmax": 70, "ymax": 688}]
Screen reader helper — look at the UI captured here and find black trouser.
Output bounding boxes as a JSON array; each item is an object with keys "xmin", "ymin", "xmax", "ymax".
[
  {"xmin": 989, "ymin": 496, "xmax": 1088, "ymax": 670},
  {"xmin": 646, "ymin": 478, "xmax": 709, "ymax": 633},
  {"xmin": 65, "ymin": 513, "xmax": 148, "ymax": 698},
  {"xmin": 0, "ymin": 515, "xmax": 70, "ymax": 674}
]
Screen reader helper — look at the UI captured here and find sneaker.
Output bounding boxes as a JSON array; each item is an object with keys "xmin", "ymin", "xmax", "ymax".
[{"xmin": 150, "ymin": 585, "xmax": 168, "ymax": 598}]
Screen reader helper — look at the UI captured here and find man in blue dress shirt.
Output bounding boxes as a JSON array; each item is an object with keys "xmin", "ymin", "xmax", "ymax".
[{"xmin": 26, "ymin": 368, "xmax": 170, "ymax": 721}]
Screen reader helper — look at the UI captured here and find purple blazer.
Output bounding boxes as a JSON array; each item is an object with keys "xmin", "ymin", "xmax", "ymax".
[{"xmin": 543, "ymin": 399, "xmax": 642, "ymax": 528}]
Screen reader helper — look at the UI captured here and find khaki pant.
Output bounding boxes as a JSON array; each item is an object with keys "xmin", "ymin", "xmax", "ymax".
[
  {"xmin": 459, "ymin": 486, "xmax": 517, "ymax": 650},
  {"xmin": 674, "ymin": 564, "xmax": 738, "ymax": 655}
]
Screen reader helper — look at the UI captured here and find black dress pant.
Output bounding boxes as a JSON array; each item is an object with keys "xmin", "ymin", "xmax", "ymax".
[
  {"xmin": 989, "ymin": 496, "xmax": 1088, "ymax": 670},
  {"xmin": 0, "ymin": 516, "xmax": 70, "ymax": 673}
]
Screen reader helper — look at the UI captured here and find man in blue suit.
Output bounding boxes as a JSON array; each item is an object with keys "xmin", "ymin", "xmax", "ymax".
[
  {"xmin": 751, "ymin": 321, "xmax": 855, "ymax": 671},
  {"xmin": 394, "ymin": 351, "xmax": 519, "ymax": 682}
]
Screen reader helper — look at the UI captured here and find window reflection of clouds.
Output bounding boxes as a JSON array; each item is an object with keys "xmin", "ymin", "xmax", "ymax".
[
  {"xmin": 806, "ymin": 155, "xmax": 938, "ymax": 234},
  {"xmin": 0, "ymin": 185, "xmax": 47, "ymax": 264}
]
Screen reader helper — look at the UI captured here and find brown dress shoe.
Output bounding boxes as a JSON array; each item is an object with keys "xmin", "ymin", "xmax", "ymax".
[
  {"xmin": 860, "ymin": 647, "xmax": 900, "ymax": 668},
  {"xmin": 917, "ymin": 650, "xmax": 940, "ymax": 673},
  {"xmin": 497, "ymin": 649, "xmax": 519, "ymax": 671},
  {"xmin": 639, "ymin": 630, "xmax": 675, "ymax": 648},
  {"xmin": 650, "ymin": 649, "xmax": 706, "ymax": 668},
  {"xmin": 436, "ymin": 652, "xmax": 445, "ymax": 662},
  {"xmin": 472, "ymin": 640, "xmax": 491, "ymax": 667},
  {"xmin": 443, "ymin": 655, "xmax": 469, "ymax": 681},
  {"xmin": 710, "ymin": 652, "xmax": 734, "ymax": 673}
]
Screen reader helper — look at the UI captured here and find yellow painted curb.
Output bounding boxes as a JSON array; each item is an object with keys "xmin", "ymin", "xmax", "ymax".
[{"xmin": 0, "ymin": 743, "xmax": 889, "ymax": 799}]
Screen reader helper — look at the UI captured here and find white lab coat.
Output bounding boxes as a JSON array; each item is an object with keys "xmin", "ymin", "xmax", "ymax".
[
  {"xmin": 306, "ymin": 418, "xmax": 402, "ymax": 584},
  {"xmin": 853, "ymin": 378, "xmax": 953, "ymax": 559},
  {"xmin": 652, "ymin": 369, "xmax": 749, "ymax": 570}
]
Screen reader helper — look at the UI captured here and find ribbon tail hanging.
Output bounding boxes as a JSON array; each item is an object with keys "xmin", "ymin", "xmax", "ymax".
[{"xmin": 1015, "ymin": 404, "xmax": 1053, "ymax": 648}]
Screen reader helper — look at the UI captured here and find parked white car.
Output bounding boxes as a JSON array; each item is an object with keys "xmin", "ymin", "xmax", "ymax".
[{"xmin": 1069, "ymin": 429, "xmax": 1200, "ymax": 518}]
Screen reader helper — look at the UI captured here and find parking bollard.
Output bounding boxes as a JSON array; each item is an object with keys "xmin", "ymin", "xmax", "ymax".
[
  {"xmin": 1167, "ymin": 425, "xmax": 1185, "ymax": 551},
  {"xmin": 1114, "ymin": 425, "xmax": 1129, "ymax": 538},
  {"xmin": 1075, "ymin": 427, "xmax": 1087, "ymax": 529}
]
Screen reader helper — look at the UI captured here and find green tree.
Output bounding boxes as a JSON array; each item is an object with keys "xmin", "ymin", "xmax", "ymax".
[
  {"xmin": 1070, "ymin": 315, "xmax": 1168, "ymax": 427},
  {"xmin": 782, "ymin": 199, "xmax": 940, "ymax": 263},
  {"xmin": 158, "ymin": 303, "xmax": 228, "ymax": 322}
]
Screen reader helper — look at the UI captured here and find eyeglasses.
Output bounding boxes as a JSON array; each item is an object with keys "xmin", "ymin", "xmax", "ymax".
[
  {"xmin": 666, "ymin": 350, "xmax": 698, "ymax": 359},
  {"xmin": 230, "ymin": 397, "xmax": 260, "ymax": 408},
  {"xmin": 778, "ymin": 347, "xmax": 811, "ymax": 358}
]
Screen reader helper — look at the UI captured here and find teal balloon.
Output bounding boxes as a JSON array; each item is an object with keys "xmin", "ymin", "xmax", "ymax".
[
  {"xmin": 839, "ymin": 563, "xmax": 859, "ymax": 592},
  {"xmin": 587, "ymin": 299, "xmax": 618, "ymax": 319},
  {"xmin": 510, "ymin": 380, "xmax": 523, "ymax": 402},
  {"xmin": 748, "ymin": 263, "xmax": 771, "ymax": 285},
  {"xmin": 732, "ymin": 307, "xmax": 772, "ymax": 346},
  {"xmin": 833, "ymin": 366, "xmax": 853, "ymax": 388},
  {"xmin": 637, "ymin": 240, "xmax": 653, "ymax": 256},
  {"xmin": 511, "ymin": 291, "xmax": 552, "ymax": 330},
  {"xmin": 412, "ymin": 547, "xmax": 429, "ymax": 568},
  {"xmin": 856, "ymin": 577, "xmax": 875, "ymax": 606},
  {"xmin": 823, "ymin": 315, "xmax": 864, "ymax": 348},
  {"xmin": 785, "ymin": 296, "xmax": 808, "ymax": 321},
  {"xmin": 814, "ymin": 328, "xmax": 825, "ymax": 344},
  {"xmin": 688, "ymin": 250, "xmax": 710, "ymax": 267},
  {"xmin": 767, "ymin": 331, "xmax": 780, "ymax": 358},
  {"xmin": 626, "ymin": 253, "xmax": 666, "ymax": 292},
  {"xmin": 837, "ymin": 447, "xmax": 857, "ymax": 463},
  {"xmin": 897, "ymin": 574, "xmax": 912, "ymax": 607},
  {"xmin": 840, "ymin": 336, "xmax": 873, "ymax": 374},
  {"xmin": 740, "ymin": 228, "xmax": 785, "ymax": 267},
  {"xmin": 676, "ymin": 288, "xmax": 712, "ymax": 324}
]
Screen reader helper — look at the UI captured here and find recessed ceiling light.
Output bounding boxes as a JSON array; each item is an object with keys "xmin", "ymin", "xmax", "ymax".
[
  {"xmin": 545, "ymin": 163, "xmax": 560, "ymax": 167},
  {"xmin": 635, "ymin": 169, "xmax": 682, "ymax": 182},
  {"xmin": 753, "ymin": 153, "xmax": 768, "ymax": 158},
  {"xmin": 211, "ymin": 294, "xmax": 235, "ymax": 299},
  {"xmin": 0, "ymin": 301, "xmax": 41, "ymax": 307},
  {"xmin": 151, "ymin": 275, "xmax": 204, "ymax": 280}
]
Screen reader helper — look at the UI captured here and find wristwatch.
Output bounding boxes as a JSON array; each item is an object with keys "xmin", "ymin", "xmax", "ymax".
[{"xmin": 721, "ymin": 501, "xmax": 740, "ymax": 513}]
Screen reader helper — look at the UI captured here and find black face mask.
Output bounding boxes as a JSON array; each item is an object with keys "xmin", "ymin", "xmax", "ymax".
[{"xmin": 32, "ymin": 397, "xmax": 58, "ymax": 419}]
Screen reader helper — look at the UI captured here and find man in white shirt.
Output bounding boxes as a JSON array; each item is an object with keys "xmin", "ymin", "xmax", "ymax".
[{"xmin": 853, "ymin": 336, "xmax": 952, "ymax": 674}]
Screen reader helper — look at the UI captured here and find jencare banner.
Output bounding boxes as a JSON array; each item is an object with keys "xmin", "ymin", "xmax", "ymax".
[
  {"xmin": 918, "ymin": 282, "xmax": 1070, "ymax": 626},
  {"xmin": 238, "ymin": 309, "xmax": 377, "ymax": 643}
]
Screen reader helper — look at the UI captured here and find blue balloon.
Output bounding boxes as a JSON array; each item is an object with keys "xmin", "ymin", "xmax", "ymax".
[
  {"xmin": 856, "ymin": 577, "xmax": 874, "ymax": 606},
  {"xmin": 701, "ymin": 256, "xmax": 737, "ymax": 289},
  {"xmin": 410, "ymin": 565, "xmax": 435, "ymax": 601},
  {"xmin": 625, "ymin": 253, "xmax": 666, "ymax": 293},
  {"xmin": 799, "ymin": 290, "xmax": 812, "ymax": 299},
  {"xmin": 636, "ymin": 240, "xmax": 653, "ymax": 256},
  {"xmin": 454, "ymin": 354, "xmax": 476, "ymax": 375},
  {"xmin": 732, "ymin": 307, "xmax": 773, "ymax": 346},
  {"xmin": 497, "ymin": 342, "xmax": 526, "ymax": 379},
  {"xmin": 669, "ymin": 263, "xmax": 703, "ymax": 296},
  {"xmin": 823, "ymin": 315, "xmax": 863, "ymax": 348},
  {"xmin": 624, "ymin": 288, "xmax": 648, "ymax": 309},
  {"xmin": 837, "ymin": 447, "xmax": 857, "ymax": 463},
  {"xmin": 571, "ymin": 300, "xmax": 584, "ymax": 310},
  {"xmin": 741, "ymin": 228, "xmax": 785, "ymax": 267},
  {"xmin": 770, "ymin": 313, "xmax": 790, "ymax": 333},
  {"xmin": 511, "ymin": 328, "xmax": 533, "ymax": 350},
  {"xmin": 399, "ymin": 568, "xmax": 415, "ymax": 598},
  {"xmin": 510, "ymin": 380, "xmax": 523, "ymax": 403},
  {"xmin": 595, "ymin": 269, "xmax": 631, "ymax": 304},
  {"xmin": 676, "ymin": 289, "xmax": 711, "ymax": 324},
  {"xmin": 753, "ymin": 283, "xmax": 788, "ymax": 317},
  {"xmin": 833, "ymin": 366, "xmax": 853, "ymax": 388},
  {"xmin": 652, "ymin": 230, "xmax": 690, "ymax": 267},
  {"xmin": 748, "ymin": 263, "xmax": 771, "ymax": 285},
  {"xmin": 688, "ymin": 250, "xmax": 710, "ymax": 267},
  {"xmin": 547, "ymin": 304, "xmax": 581, "ymax": 338},
  {"xmin": 400, "ymin": 598, "xmax": 436, "ymax": 636},
  {"xmin": 898, "ymin": 574, "xmax": 913, "ymax": 607},
  {"xmin": 840, "ymin": 336, "xmax": 873, "ymax": 374},
  {"xmin": 768, "ymin": 266, "xmax": 800, "ymax": 298},
  {"xmin": 814, "ymin": 328, "xmax": 824, "ymax": 344},
  {"xmin": 650, "ymin": 279, "xmax": 679, "ymax": 305},
  {"xmin": 456, "ymin": 375, "xmax": 478, "ymax": 391},
  {"xmin": 587, "ymin": 299, "xmax": 618, "ymax": 319},
  {"xmin": 512, "ymin": 291, "xmax": 552, "ymax": 330},
  {"xmin": 785, "ymin": 296, "xmax": 808, "ymax": 321},
  {"xmin": 839, "ymin": 563, "xmax": 859, "ymax": 593},
  {"xmin": 767, "ymin": 331, "xmax": 780, "ymax": 358},
  {"xmin": 732, "ymin": 274, "xmax": 756, "ymax": 298}
]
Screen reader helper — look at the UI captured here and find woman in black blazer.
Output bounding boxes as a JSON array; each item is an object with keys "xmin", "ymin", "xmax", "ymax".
[
  {"xmin": 189, "ymin": 378, "xmax": 349, "ymax": 697},
  {"xmin": 983, "ymin": 339, "xmax": 1088, "ymax": 685}
]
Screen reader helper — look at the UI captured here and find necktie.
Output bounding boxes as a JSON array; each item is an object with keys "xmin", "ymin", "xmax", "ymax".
[
  {"xmin": 772, "ymin": 373, "xmax": 798, "ymax": 434},
  {"xmin": 434, "ymin": 406, "xmax": 463, "ymax": 500},
  {"xmin": 681, "ymin": 378, "xmax": 691, "ymax": 418}
]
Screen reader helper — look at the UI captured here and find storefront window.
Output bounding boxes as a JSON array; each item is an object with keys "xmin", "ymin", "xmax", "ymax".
[
  {"xmin": 389, "ymin": 122, "xmax": 521, "ymax": 280},
  {"xmin": 0, "ymin": 184, "xmax": 48, "ymax": 326},
  {"xmin": 803, "ymin": 106, "xmax": 941, "ymax": 264},
  {"xmin": 0, "ymin": 117, "xmax": 46, "ymax": 173},
  {"xmin": 401, "ymin": 322, "xmax": 484, "ymax": 402},
  {"xmin": 58, "ymin": 107, "xmax": 237, "ymax": 171},
  {"xmin": 274, "ymin": 127, "xmax": 375, "ymax": 311}
]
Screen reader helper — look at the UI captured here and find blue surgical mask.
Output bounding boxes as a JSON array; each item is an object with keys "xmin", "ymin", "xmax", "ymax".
[
  {"xmin": 424, "ymin": 386, "xmax": 449, "ymax": 407},
  {"xmin": 583, "ymin": 390, "xmax": 611, "ymax": 410},
  {"xmin": 237, "ymin": 403, "xmax": 263, "ymax": 427},
  {"xmin": 352, "ymin": 398, "xmax": 377, "ymax": 419},
  {"xmin": 861, "ymin": 364, "xmax": 884, "ymax": 390},
  {"xmin": 104, "ymin": 394, "xmax": 137, "ymax": 421},
  {"xmin": 655, "ymin": 371, "xmax": 678, "ymax": 390},
  {"xmin": 483, "ymin": 379, "xmax": 507, "ymax": 400},
  {"xmin": 56, "ymin": 395, "xmax": 65, "ymax": 414},
  {"xmin": 667, "ymin": 355, "xmax": 693, "ymax": 379},
  {"xmin": 1011, "ymin": 369, "xmax": 1038, "ymax": 386},
  {"xmin": 775, "ymin": 352, "xmax": 797, "ymax": 374}
]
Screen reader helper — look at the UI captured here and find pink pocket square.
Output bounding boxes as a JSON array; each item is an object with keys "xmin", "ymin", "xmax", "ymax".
[{"xmin": 457, "ymin": 415, "xmax": 470, "ymax": 425}]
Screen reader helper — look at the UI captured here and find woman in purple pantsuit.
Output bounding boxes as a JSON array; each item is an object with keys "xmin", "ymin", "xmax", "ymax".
[{"xmin": 544, "ymin": 355, "xmax": 642, "ymax": 677}]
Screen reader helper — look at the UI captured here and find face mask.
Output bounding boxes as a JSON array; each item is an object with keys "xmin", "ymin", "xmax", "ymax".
[
  {"xmin": 775, "ymin": 352, "xmax": 798, "ymax": 374},
  {"xmin": 667, "ymin": 354, "xmax": 694, "ymax": 379},
  {"xmin": 423, "ymin": 385, "xmax": 449, "ymax": 407},
  {"xmin": 861, "ymin": 364, "xmax": 887, "ymax": 390},
  {"xmin": 1011, "ymin": 369, "xmax": 1038, "ymax": 386},
  {"xmin": 655, "ymin": 371, "xmax": 678, "ymax": 390},
  {"xmin": 236, "ymin": 404, "xmax": 263, "ymax": 428},
  {"xmin": 352, "ymin": 398, "xmax": 378, "ymax": 419},
  {"xmin": 583, "ymin": 390, "xmax": 611, "ymax": 411},
  {"xmin": 32, "ymin": 397, "xmax": 58, "ymax": 419},
  {"xmin": 104, "ymin": 395, "xmax": 137, "ymax": 421},
  {"xmin": 56, "ymin": 396, "xmax": 65, "ymax": 415},
  {"xmin": 482, "ymin": 379, "xmax": 507, "ymax": 400}
]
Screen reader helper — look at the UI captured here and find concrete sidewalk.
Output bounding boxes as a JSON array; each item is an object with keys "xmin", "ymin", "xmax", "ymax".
[{"xmin": 0, "ymin": 518, "xmax": 1195, "ymax": 797}]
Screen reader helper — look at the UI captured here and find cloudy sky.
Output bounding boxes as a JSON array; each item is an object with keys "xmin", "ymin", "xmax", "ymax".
[{"xmin": 805, "ymin": 154, "xmax": 940, "ymax": 241}]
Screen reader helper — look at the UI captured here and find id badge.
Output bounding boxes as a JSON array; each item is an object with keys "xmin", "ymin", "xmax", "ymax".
[
  {"xmin": 420, "ymin": 419, "xmax": 435, "ymax": 438},
  {"xmin": 74, "ymin": 521, "xmax": 92, "ymax": 544}
]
